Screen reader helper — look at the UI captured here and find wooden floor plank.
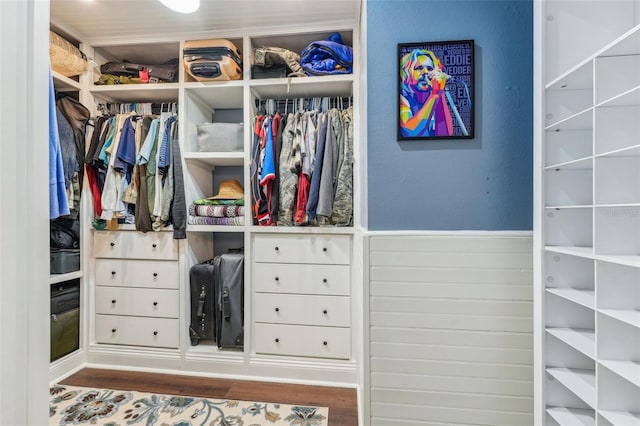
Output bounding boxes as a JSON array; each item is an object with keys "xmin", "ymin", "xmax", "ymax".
[{"xmin": 60, "ymin": 368, "xmax": 358, "ymax": 425}]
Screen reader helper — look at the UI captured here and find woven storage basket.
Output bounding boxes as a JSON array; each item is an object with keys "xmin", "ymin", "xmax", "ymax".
[{"xmin": 49, "ymin": 31, "xmax": 88, "ymax": 77}]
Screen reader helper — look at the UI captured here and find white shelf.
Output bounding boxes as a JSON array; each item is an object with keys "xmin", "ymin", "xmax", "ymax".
[
  {"xmin": 545, "ymin": 108, "xmax": 593, "ymax": 131},
  {"xmin": 599, "ymin": 309, "xmax": 640, "ymax": 329},
  {"xmin": 545, "ymin": 156, "xmax": 593, "ymax": 170},
  {"xmin": 52, "ymin": 71, "xmax": 82, "ymax": 91},
  {"xmin": 546, "ymin": 328, "xmax": 596, "ymax": 359},
  {"xmin": 545, "ymin": 246, "xmax": 595, "ymax": 259},
  {"xmin": 249, "ymin": 74, "xmax": 354, "ymax": 99},
  {"xmin": 186, "ymin": 225, "xmax": 247, "ymax": 233},
  {"xmin": 599, "ymin": 410, "xmax": 640, "ymax": 426},
  {"xmin": 546, "ymin": 60, "xmax": 593, "ymax": 91},
  {"xmin": 546, "ymin": 367, "xmax": 596, "ymax": 408},
  {"xmin": 49, "ymin": 270, "xmax": 82, "ymax": 285},
  {"xmin": 545, "ymin": 205, "xmax": 593, "ymax": 210},
  {"xmin": 599, "ymin": 360, "xmax": 640, "ymax": 388},
  {"xmin": 89, "ymin": 83, "xmax": 179, "ymax": 103},
  {"xmin": 546, "ymin": 407, "xmax": 595, "ymax": 426},
  {"xmin": 182, "ymin": 152, "xmax": 246, "ymax": 167},
  {"xmin": 247, "ymin": 225, "xmax": 355, "ymax": 235},
  {"xmin": 595, "ymin": 144, "xmax": 640, "ymax": 158},
  {"xmin": 597, "ymin": 85, "xmax": 640, "ymax": 108},
  {"xmin": 596, "ymin": 254, "xmax": 640, "ymax": 268},
  {"xmin": 546, "ymin": 288, "xmax": 595, "ymax": 310}
]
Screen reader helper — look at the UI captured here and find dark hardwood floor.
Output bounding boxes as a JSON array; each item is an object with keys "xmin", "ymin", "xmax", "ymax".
[{"xmin": 61, "ymin": 368, "xmax": 358, "ymax": 425}]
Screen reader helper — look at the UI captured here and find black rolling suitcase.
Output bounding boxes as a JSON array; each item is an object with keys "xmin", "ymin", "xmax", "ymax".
[
  {"xmin": 214, "ymin": 251, "xmax": 244, "ymax": 349},
  {"xmin": 50, "ymin": 279, "xmax": 80, "ymax": 361},
  {"xmin": 189, "ymin": 260, "xmax": 216, "ymax": 346}
]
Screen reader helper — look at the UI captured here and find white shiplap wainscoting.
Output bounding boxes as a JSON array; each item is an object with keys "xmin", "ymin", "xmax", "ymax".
[{"xmin": 366, "ymin": 233, "xmax": 534, "ymax": 426}]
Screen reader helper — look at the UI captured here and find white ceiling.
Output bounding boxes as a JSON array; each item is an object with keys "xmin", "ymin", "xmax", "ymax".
[{"xmin": 50, "ymin": 0, "xmax": 361, "ymax": 44}]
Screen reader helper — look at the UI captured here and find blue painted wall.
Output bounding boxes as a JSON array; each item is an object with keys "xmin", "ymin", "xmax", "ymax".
[{"xmin": 367, "ymin": 0, "xmax": 533, "ymax": 230}]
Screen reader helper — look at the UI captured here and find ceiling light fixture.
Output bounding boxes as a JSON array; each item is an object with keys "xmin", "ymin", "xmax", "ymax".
[{"xmin": 158, "ymin": 0, "xmax": 200, "ymax": 14}]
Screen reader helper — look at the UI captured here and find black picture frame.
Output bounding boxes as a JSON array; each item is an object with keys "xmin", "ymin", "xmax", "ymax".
[{"xmin": 398, "ymin": 39, "xmax": 474, "ymax": 140}]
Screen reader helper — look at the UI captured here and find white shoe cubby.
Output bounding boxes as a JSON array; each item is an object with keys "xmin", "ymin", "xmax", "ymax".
[{"xmin": 538, "ymin": 1, "xmax": 640, "ymax": 424}]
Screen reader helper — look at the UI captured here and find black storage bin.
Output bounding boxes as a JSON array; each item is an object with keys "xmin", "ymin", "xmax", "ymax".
[
  {"xmin": 50, "ymin": 279, "xmax": 80, "ymax": 362},
  {"xmin": 50, "ymin": 248, "xmax": 80, "ymax": 274}
]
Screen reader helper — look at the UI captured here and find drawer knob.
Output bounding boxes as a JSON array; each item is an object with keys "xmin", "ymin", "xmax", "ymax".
[
  {"xmin": 275, "ymin": 276, "xmax": 279, "ymax": 282},
  {"xmin": 274, "ymin": 246, "xmax": 279, "ymax": 252},
  {"xmin": 110, "ymin": 242, "xmax": 115, "ymax": 247},
  {"xmin": 323, "ymin": 340, "xmax": 328, "ymax": 346},
  {"xmin": 111, "ymin": 299, "xmax": 116, "ymax": 304},
  {"xmin": 153, "ymin": 272, "xmax": 158, "ymax": 277},
  {"xmin": 275, "ymin": 338, "xmax": 279, "ymax": 343},
  {"xmin": 322, "ymin": 278, "xmax": 327, "ymax": 283},
  {"xmin": 275, "ymin": 307, "xmax": 280, "ymax": 312},
  {"xmin": 152, "ymin": 243, "xmax": 157, "ymax": 248},
  {"xmin": 323, "ymin": 309, "xmax": 328, "ymax": 315},
  {"xmin": 322, "ymin": 247, "xmax": 327, "ymax": 252},
  {"xmin": 153, "ymin": 301, "xmax": 158, "ymax": 306},
  {"xmin": 111, "ymin": 271, "xmax": 116, "ymax": 276},
  {"xmin": 111, "ymin": 328, "xmax": 116, "ymax": 333},
  {"xmin": 153, "ymin": 331, "xmax": 158, "ymax": 336}
]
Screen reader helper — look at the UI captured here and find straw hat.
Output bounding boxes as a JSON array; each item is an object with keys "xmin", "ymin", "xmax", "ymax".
[{"xmin": 207, "ymin": 179, "xmax": 244, "ymax": 200}]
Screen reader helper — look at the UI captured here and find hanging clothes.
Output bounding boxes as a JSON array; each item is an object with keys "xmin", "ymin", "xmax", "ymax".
[
  {"xmin": 86, "ymin": 103, "xmax": 184, "ymax": 236},
  {"xmin": 49, "ymin": 68, "xmax": 70, "ymax": 219},
  {"xmin": 252, "ymin": 98, "xmax": 353, "ymax": 227}
]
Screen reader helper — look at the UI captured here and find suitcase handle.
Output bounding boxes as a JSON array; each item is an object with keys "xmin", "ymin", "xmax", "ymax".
[
  {"xmin": 222, "ymin": 287, "xmax": 231, "ymax": 321},
  {"xmin": 196, "ymin": 287, "xmax": 206, "ymax": 317},
  {"xmin": 189, "ymin": 63, "xmax": 221, "ymax": 78}
]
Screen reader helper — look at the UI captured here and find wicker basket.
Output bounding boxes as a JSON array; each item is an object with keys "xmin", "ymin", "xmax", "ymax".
[{"xmin": 49, "ymin": 31, "xmax": 88, "ymax": 77}]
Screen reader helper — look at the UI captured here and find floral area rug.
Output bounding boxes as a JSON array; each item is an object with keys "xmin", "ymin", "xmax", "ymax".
[{"xmin": 50, "ymin": 384, "xmax": 329, "ymax": 426}]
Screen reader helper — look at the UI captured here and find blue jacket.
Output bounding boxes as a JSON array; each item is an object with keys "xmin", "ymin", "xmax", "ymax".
[{"xmin": 300, "ymin": 32, "xmax": 353, "ymax": 76}]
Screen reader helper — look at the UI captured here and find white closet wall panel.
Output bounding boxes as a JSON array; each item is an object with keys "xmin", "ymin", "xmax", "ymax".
[{"xmin": 368, "ymin": 234, "xmax": 534, "ymax": 426}]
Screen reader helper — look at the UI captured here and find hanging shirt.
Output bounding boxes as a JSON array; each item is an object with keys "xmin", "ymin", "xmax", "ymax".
[{"xmin": 49, "ymin": 68, "xmax": 70, "ymax": 219}]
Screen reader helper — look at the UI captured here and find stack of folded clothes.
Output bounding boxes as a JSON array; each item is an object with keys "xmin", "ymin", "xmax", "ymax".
[{"xmin": 187, "ymin": 179, "xmax": 245, "ymax": 226}]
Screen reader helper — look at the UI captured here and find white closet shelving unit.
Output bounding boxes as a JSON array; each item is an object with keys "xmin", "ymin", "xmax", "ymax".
[
  {"xmin": 49, "ymin": 27, "xmax": 89, "ymax": 382},
  {"xmin": 536, "ymin": 1, "xmax": 640, "ymax": 425},
  {"xmin": 48, "ymin": 19, "xmax": 362, "ymax": 387}
]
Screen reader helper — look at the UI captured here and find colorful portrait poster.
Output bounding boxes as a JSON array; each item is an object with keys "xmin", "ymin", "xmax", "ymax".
[{"xmin": 398, "ymin": 40, "xmax": 474, "ymax": 140}]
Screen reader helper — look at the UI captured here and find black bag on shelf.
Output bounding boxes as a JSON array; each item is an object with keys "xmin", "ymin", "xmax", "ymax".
[
  {"xmin": 50, "ymin": 279, "xmax": 80, "ymax": 362},
  {"xmin": 50, "ymin": 217, "xmax": 80, "ymax": 249},
  {"xmin": 189, "ymin": 260, "xmax": 216, "ymax": 345},
  {"xmin": 100, "ymin": 58, "xmax": 179, "ymax": 82},
  {"xmin": 214, "ymin": 250, "xmax": 244, "ymax": 349}
]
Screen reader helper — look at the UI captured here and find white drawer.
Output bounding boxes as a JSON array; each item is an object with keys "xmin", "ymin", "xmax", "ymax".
[
  {"xmin": 253, "ymin": 234, "xmax": 351, "ymax": 264},
  {"xmin": 95, "ymin": 259, "xmax": 179, "ymax": 289},
  {"xmin": 95, "ymin": 314, "xmax": 179, "ymax": 348},
  {"xmin": 254, "ymin": 323, "xmax": 350, "ymax": 359},
  {"xmin": 95, "ymin": 287, "xmax": 178, "ymax": 318},
  {"xmin": 253, "ymin": 263, "xmax": 350, "ymax": 295},
  {"xmin": 254, "ymin": 293, "xmax": 350, "ymax": 327},
  {"xmin": 93, "ymin": 231, "xmax": 178, "ymax": 260}
]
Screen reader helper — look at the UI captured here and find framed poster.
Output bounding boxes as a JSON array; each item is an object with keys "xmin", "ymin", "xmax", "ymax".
[{"xmin": 398, "ymin": 40, "xmax": 474, "ymax": 140}]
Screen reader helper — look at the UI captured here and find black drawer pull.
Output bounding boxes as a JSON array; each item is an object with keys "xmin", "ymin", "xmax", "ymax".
[
  {"xmin": 110, "ymin": 242, "xmax": 115, "ymax": 247},
  {"xmin": 275, "ymin": 338, "xmax": 279, "ymax": 343},
  {"xmin": 111, "ymin": 328, "xmax": 116, "ymax": 333},
  {"xmin": 323, "ymin": 340, "xmax": 328, "ymax": 346},
  {"xmin": 111, "ymin": 271, "xmax": 116, "ymax": 276},
  {"xmin": 275, "ymin": 277, "xmax": 279, "ymax": 281},
  {"xmin": 322, "ymin": 247, "xmax": 327, "ymax": 252},
  {"xmin": 323, "ymin": 309, "xmax": 328, "ymax": 315},
  {"xmin": 111, "ymin": 299, "xmax": 116, "ymax": 304},
  {"xmin": 274, "ymin": 246, "xmax": 279, "ymax": 251},
  {"xmin": 322, "ymin": 278, "xmax": 327, "ymax": 283},
  {"xmin": 153, "ymin": 331, "xmax": 158, "ymax": 336},
  {"xmin": 152, "ymin": 243, "xmax": 157, "ymax": 248},
  {"xmin": 153, "ymin": 272, "xmax": 158, "ymax": 277},
  {"xmin": 153, "ymin": 301, "xmax": 158, "ymax": 306},
  {"xmin": 275, "ymin": 307, "xmax": 280, "ymax": 312}
]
